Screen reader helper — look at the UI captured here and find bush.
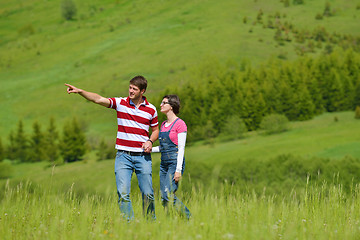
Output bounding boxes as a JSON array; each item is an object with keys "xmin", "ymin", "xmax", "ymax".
[
  {"xmin": 293, "ymin": 0, "xmax": 304, "ymax": 5},
  {"xmin": 260, "ymin": 114, "xmax": 289, "ymax": 134},
  {"xmin": 17, "ymin": 24, "xmax": 35, "ymax": 36},
  {"xmin": 315, "ymin": 13, "xmax": 323, "ymax": 20},
  {"xmin": 221, "ymin": 116, "xmax": 248, "ymax": 140},
  {"xmin": 186, "ymin": 154, "xmax": 360, "ymax": 196},
  {"xmin": 0, "ymin": 161, "xmax": 13, "ymax": 179},
  {"xmin": 61, "ymin": 0, "xmax": 77, "ymax": 20},
  {"xmin": 355, "ymin": 106, "xmax": 360, "ymax": 119}
]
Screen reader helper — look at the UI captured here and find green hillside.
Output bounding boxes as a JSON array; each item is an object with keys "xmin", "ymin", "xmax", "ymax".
[
  {"xmin": 1, "ymin": 0, "xmax": 359, "ymax": 139},
  {"xmin": 2, "ymin": 111, "xmax": 360, "ymax": 197}
]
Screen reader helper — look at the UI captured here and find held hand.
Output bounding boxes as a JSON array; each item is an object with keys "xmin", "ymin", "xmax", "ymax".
[
  {"xmin": 174, "ymin": 172, "xmax": 182, "ymax": 183},
  {"xmin": 65, "ymin": 83, "xmax": 82, "ymax": 94},
  {"xmin": 142, "ymin": 140, "xmax": 153, "ymax": 153}
]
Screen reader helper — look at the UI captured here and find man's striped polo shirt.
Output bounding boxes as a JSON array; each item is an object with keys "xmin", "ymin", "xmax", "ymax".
[{"xmin": 108, "ymin": 96, "xmax": 158, "ymax": 152}]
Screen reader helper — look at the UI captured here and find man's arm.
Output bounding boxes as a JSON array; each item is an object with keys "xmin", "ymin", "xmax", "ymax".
[
  {"xmin": 65, "ymin": 83, "xmax": 110, "ymax": 107},
  {"xmin": 142, "ymin": 125, "xmax": 159, "ymax": 153}
]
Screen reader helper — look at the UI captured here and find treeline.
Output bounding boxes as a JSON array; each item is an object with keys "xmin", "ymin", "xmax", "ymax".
[
  {"xmin": 0, "ymin": 118, "xmax": 114, "ymax": 164},
  {"xmin": 179, "ymin": 154, "xmax": 360, "ymax": 196},
  {"xmin": 157, "ymin": 49, "xmax": 360, "ymax": 142}
]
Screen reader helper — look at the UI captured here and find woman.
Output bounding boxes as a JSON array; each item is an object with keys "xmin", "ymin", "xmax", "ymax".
[{"xmin": 152, "ymin": 95, "xmax": 191, "ymax": 219}]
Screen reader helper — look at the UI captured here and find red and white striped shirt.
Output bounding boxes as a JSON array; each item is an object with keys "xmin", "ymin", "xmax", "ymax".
[{"xmin": 108, "ymin": 96, "xmax": 158, "ymax": 152}]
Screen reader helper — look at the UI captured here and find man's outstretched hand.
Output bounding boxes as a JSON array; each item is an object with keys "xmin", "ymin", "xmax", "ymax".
[{"xmin": 65, "ymin": 83, "xmax": 82, "ymax": 94}]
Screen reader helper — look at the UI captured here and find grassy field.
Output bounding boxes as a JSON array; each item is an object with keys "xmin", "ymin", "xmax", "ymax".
[
  {"xmin": 0, "ymin": 112, "xmax": 360, "ymax": 239},
  {"xmin": 1, "ymin": 111, "xmax": 358, "ymax": 192},
  {"xmin": 1, "ymin": 179, "xmax": 359, "ymax": 239},
  {"xmin": 1, "ymin": 1, "xmax": 360, "ymax": 238},
  {"xmin": 1, "ymin": 0, "xmax": 359, "ymax": 139},
  {"xmin": 1, "ymin": 111, "xmax": 359, "ymax": 197}
]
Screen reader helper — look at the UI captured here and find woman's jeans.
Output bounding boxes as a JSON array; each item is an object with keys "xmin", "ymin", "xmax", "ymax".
[
  {"xmin": 160, "ymin": 159, "xmax": 191, "ymax": 219},
  {"xmin": 114, "ymin": 151, "xmax": 155, "ymax": 220}
]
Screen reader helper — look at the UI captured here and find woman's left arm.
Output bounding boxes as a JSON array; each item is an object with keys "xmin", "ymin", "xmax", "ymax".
[{"xmin": 174, "ymin": 132, "xmax": 187, "ymax": 182}]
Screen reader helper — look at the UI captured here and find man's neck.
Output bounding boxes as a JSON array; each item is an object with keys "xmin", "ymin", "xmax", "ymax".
[{"xmin": 131, "ymin": 96, "xmax": 144, "ymax": 107}]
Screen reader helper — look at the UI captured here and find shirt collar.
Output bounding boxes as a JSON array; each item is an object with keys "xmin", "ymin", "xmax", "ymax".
[{"xmin": 127, "ymin": 96, "xmax": 149, "ymax": 106}]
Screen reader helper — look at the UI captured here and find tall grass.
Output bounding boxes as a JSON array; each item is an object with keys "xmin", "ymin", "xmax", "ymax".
[{"xmin": 1, "ymin": 180, "xmax": 359, "ymax": 239}]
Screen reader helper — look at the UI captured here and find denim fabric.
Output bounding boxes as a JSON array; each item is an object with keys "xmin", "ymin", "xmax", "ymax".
[
  {"xmin": 159, "ymin": 119, "xmax": 191, "ymax": 219},
  {"xmin": 159, "ymin": 159, "xmax": 191, "ymax": 219},
  {"xmin": 114, "ymin": 151, "xmax": 155, "ymax": 220}
]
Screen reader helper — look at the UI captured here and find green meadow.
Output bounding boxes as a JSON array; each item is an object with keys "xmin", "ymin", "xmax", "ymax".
[
  {"xmin": 1, "ymin": 0, "xmax": 360, "ymax": 138},
  {"xmin": 1, "ymin": 180, "xmax": 360, "ymax": 240},
  {"xmin": 1, "ymin": 111, "xmax": 359, "ymax": 196},
  {"xmin": 1, "ymin": 0, "xmax": 360, "ymax": 239}
]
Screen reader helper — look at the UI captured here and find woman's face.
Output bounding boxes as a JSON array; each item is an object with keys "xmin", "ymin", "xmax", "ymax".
[{"xmin": 160, "ymin": 98, "xmax": 172, "ymax": 113}]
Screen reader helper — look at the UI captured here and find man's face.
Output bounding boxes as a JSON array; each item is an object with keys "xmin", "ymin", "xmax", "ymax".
[{"xmin": 129, "ymin": 84, "xmax": 144, "ymax": 100}]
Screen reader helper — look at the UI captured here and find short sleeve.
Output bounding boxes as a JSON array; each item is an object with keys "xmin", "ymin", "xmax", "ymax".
[
  {"xmin": 108, "ymin": 98, "xmax": 117, "ymax": 109},
  {"xmin": 175, "ymin": 119, "xmax": 187, "ymax": 133}
]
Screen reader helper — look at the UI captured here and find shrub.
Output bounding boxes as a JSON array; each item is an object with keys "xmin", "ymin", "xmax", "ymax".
[
  {"xmin": 17, "ymin": 24, "xmax": 35, "ymax": 36},
  {"xmin": 355, "ymin": 106, "xmax": 360, "ymax": 119},
  {"xmin": 0, "ymin": 161, "xmax": 13, "ymax": 179},
  {"xmin": 283, "ymin": 0, "xmax": 290, "ymax": 7},
  {"xmin": 61, "ymin": 0, "xmax": 77, "ymax": 20},
  {"xmin": 221, "ymin": 116, "xmax": 248, "ymax": 140},
  {"xmin": 293, "ymin": 0, "xmax": 304, "ymax": 5},
  {"xmin": 243, "ymin": 16, "xmax": 247, "ymax": 24},
  {"xmin": 323, "ymin": 2, "xmax": 332, "ymax": 17},
  {"xmin": 260, "ymin": 114, "xmax": 289, "ymax": 134},
  {"xmin": 204, "ymin": 120, "xmax": 216, "ymax": 146},
  {"xmin": 315, "ymin": 13, "xmax": 323, "ymax": 20}
]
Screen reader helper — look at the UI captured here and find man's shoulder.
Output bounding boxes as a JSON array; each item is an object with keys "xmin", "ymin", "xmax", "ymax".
[
  {"xmin": 141, "ymin": 102, "xmax": 157, "ymax": 116},
  {"xmin": 145, "ymin": 101, "xmax": 157, "ymax": 110},
  {"xmin": 110, "ymin": 97, "xmax": 129, "ymax": 106}
]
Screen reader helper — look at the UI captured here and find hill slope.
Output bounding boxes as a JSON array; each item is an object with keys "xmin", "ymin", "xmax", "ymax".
[
  {"xmin": 1, "ymin": 111, "xmax": 359, "ymax": 196},
  {"xmin": 0, "ymin": 0, "xmax": 359, "ymax": 138}
]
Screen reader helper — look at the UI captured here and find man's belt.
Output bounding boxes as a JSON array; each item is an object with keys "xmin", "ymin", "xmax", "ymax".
[{"xmin": 118, "ymin": 150, "xmax": 150, "ymax": 156}]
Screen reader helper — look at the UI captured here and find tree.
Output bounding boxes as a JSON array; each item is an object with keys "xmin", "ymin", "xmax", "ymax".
[
  {"xmin": 354, "ymin": 81, "xmax": 360, "ymax": 108},
  {"xmin": 44, "ymin": 117, "xmax": 60, "ymax": 164},
  {"xmin": 341, "ymin": 75, "xmax": 355, "ymax": 110},
  {"xmin": 14, "ymin": 120, "xmax": 29, "ymax": 162},
  {"xmin": 203, "ymin": 120, "xmax": 216, "ymax": 146},
  {"xmin": 325, "ymin": 69, "xmax": 344, "ymax": 112},
  {"xmin": 0, "ymin": 138, "xmax": 4, "ymax": 162},
  {"xmin": 292, "ymin": 84, "xmax": 316, "ymax": 121},
  {"xmin": 96, "ymin": 138, "xmax": 115, "ymax": 161},
  {"xmin": 28, "ymin": 121, "xmax": 46, "ymax": 162},
  {"xmin": 208, "ymin": 98, "xmax": 225, "ymax": 134},
  {"xmin": 61, "ymin": 0, "xmax": 77, "ymax": 20},
  {"xmin": 6, "ymin": 131, "xmax": 16, "ymax": 160},
  {"xmin": 60, "ymin": 118, "xmax": 87, "ymax": 162},
  {"xmin": 242, "ymin": 83, "xmax": 267, "ymax": 130}
]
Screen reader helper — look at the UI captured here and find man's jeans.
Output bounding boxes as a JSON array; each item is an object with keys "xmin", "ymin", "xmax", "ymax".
[{"xmin": 114, "ymin": 151, "xmax": 155, "ymax": 220}]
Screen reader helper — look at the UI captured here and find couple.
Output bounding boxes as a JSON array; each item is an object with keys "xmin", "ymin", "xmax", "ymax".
[{"xmin": 65, "ymin": 76, "xmax": 191, "ymax": 220}]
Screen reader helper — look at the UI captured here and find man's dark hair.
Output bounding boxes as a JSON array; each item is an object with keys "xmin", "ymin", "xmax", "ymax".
[
  {"xmin": 130, "ymin": 75, "xmax": 147, "ymax": 91},
  {"xmin": 163, "ymin": 94, "xmax": 181, "ymax": 114}
]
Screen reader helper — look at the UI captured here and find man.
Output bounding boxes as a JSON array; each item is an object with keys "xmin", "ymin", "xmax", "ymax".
[{"xmin": 65, "ymin": 75, "xmax": 159, "ymax": 220}]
